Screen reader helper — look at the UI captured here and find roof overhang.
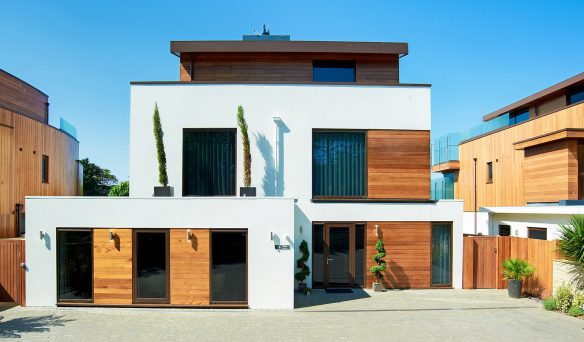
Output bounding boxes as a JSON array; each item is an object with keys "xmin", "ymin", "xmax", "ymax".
[
  {"xmin": 170, "ymin": 40, "xmax": 408, "ymax": 58},
  {"xmin": 513, "ymin": 128, "xmax": 584, "ymax": 150}
]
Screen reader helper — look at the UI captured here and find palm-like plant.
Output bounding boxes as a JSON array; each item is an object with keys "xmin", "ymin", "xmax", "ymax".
[
  {"xmin": 558, "ymin": 214, "xmax": 584, "ymax": 269},
  {"xmin": 502, "ymin": 258, "xmax": 535, "ymax": 280}
]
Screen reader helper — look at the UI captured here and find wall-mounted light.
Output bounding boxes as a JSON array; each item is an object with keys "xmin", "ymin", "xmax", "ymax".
[
  {"xmin": 187, "ymin": 229, "xmax": 191, "ymax": 241},
  {"xmin": 272, "ymin": 116, "xmax": 282, "ymax": 123},
  {"xmin": 109, "ymin": 229, "xmax": 114, "ymax": 241},
  {"xmin": 270, "ymin": 232, "xmax": 274, "ymax": 241},
  {"xmin": 375, "ymin": 225, "xmax": 379, "ymax": 237},
  {"xmin": 39, "ymin": 230, "xmax": 45, "ymax": 239},
  {"xmin": 299, "ymin": 225, "xmax": 303, "ymax": 234}
]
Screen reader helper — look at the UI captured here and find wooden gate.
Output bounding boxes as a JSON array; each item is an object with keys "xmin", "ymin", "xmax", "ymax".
[
  {"xmin": 473, "ymin": 237, "xmax": 498, "ymax": 288},
  {"xmin": 0, "ymin": 238, "xmax": 25, "ymax": 305}
]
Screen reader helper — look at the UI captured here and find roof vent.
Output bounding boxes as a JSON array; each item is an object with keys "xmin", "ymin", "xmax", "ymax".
[{"xmin": 243, "ymin": 25, "xmax": 290, "ymax": 41}]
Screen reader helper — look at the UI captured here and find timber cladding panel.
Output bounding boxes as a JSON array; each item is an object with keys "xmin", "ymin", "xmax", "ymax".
[
  {"xmin": 0, "ymin": 69, "xmax": 48, "ymax": 124},
  {"xmin": 93, "ymin": 229, "xmax": 133, "ymax": 304},
  {"xmin": 170, "ymin": 229, "xmax": 210, "ymax": 305},
  {"xmin": 367, "ymin": 130, "xmax": 430, "ymax": 199},
  {"xmin": 366, "ymin": 222, "xmax": 431, "ymax": 289}
]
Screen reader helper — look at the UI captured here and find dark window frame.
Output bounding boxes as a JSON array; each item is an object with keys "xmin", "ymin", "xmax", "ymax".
[
  {"xmin": 486, "ymin": 161, "xmax": 493, "ymax": 184},
  {"xmin": 509, "ymin": 108, "xmax": 530, "ymax": 125},
  {"xmin": 132, "ymin": 229, "xmax": 170, "ymax": 304},
  {"xmin": 56, "ymin": 228, "xmax": 94, "ymax": 304},
  {"xmin": 499, "ymin": 225, "xmax": 511, "ymax": 237},
  {"xmin": 209, "ymin": 229, "xmax": 248, "ymax": 305},
  {"xmin": 528, "ymin": 227, "xmax": 547, "ymax": 240},
  {"xmin": 312, "ymin": 60, "xmax": 356, "ymax": 83},
  {"xmin": 42, "ymin": 154, "xmax": 49, "ymax": 183},
  {"xmin": 430, "ymin": 222, "xmax": 453, "ymax": 288},
  {"xmin": 567, "ymin": 86, "xmax": 584, "ymax": 106}
]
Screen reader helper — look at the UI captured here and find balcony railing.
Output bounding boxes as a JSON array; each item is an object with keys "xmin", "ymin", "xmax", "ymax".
[
  {"xmin": 60, "ymin": 117, "xmax": 78, "ymax": 140},
  {"xmin": 431, "ymin": 174, "xmax": 455, "ymax": 200}
]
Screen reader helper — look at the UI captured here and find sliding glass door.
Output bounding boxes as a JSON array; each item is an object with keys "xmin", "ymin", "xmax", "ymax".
[
  {"xmin": 134, "ymin": 230, "xmax": 169, "ymax": 304},
  {"xmin": 57, "ymin": 229, "xmax": 93, "ymax": 302},
  {"xmin": 431, "ymin": 223, "xmax": 452, "ymax": 287},
  {"xmin": 211, "ymin": 230, "xmax": 247, "ymax": 303}
]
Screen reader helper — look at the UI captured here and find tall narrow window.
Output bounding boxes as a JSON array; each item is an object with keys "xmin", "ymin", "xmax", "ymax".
[
  {"xmin": 486, "ymin": 162, "xmax": 493, "ymax": 184},
  {"xmin": 354, "ymin": 224, "xmax": 366, "ymax": 287},
  {"xmin": 211, "ymin": 230, "xmax": 247, "ymax": 303},
  {"xmin": 183, "ymin": 129, "xmax": 236, "ymax": 196},
  {"xmin": 313, "ymin": 61, "xmax": 356, "ymax": 82},
  {"xmin": 431, "ymin": 223, "xmax": 452, "ymax": 287},
  {"xmin": 42, "ymin": 155, "xmax": 49, "ymax": 183},
  {"xmin": 134, "ymin": 230, "xmax": 169, "ymax": 303},
  {"xmin": 528, "ymin": 227, "xmax": 547, "ymax": 240},
  {"xmin": 312, "ymin": 224, "xmax": 324, "ymax": 287},
  {"xmin": 57, "ymin": 229, "xmax": 93, "ymax": 302},
  {"xmin": 312, "ymin": 131, "xmax": 366, "ymax": 197}
]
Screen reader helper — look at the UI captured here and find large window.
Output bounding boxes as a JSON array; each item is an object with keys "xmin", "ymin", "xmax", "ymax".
[
  {"xmin": 568, "ymin": 87, "xmax": 584, "ymax": 105},
  {"xmin": 211, "ymin": 230, "xmax": 247, "ymax": 303},
  {"xmin": 509, "ymin": 109, "xmax": 529, "ymax": 125},
  {"xmin": 528, "ymin": 227, "xmax": 547, "ymax": 240},
  {"xmin": 313, "ymin": 61, "xmax": 356, "ymax": 82},
  {"xmin": 312, "ymin": 131, "xmax": 366, "ymax": 198},
  {"xmin": 431, "ymin": 223, "xmax": 452, "ymax": 287},
  {"xmin": 57, "ymin": 229, "xmax": 93, "ymax": 302},
  {"xmin": 183, "ymin": 129, "xmax": 236, "ymax": 196},
  {"xmin": 134, "ymin": 230, "xmax": 169, "ymax": 304}
]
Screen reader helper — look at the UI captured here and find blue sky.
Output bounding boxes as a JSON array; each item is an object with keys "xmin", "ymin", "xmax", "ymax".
[{"xmin": 1, "ymin": 1, "xmax": 583, "ymax": 180}]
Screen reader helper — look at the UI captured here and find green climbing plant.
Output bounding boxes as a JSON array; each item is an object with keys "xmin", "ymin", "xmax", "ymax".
[
  {"xmin": 370, "ymin": 239, "xmax": 387, "ymax": 283},
  {"xmin": 153, "ymin": 102, "xmax": 168, "ymax": 186},
  {"xmin": 295, "ymin": 240, "xmax": 311, "ymax": 285}
]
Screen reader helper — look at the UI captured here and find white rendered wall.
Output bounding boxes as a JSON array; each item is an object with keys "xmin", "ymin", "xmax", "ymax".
[
  {"xmin": 25, "ymin": 197, "xmax": 295, "ymax": 309},
  {"xmin": 462, "ymin": 212, "xmax": 490, "ymax": 235},
  {"xmin": 489, "ymin": 213, "xmax": 572, "ymax": 240}
]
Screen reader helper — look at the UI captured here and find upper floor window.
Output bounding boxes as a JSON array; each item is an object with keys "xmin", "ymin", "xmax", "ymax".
[
  {"xmin": 486, "ymin": 161, "xmax": 493, "ymax": 184},
  {"xmin": 42, "ymin": 155, "xmax": 49, "ymax": 183},
  {"xmin": 509, "ymin": 109, "xmax": 529, "ymax": 125},
  {"xmin": 183, "ymin": 129, "xmax": 236, "ymax": 196},
  {"xmin": 313, "ymin": 61, "xmax": 356, "ymax": 82},
  {"xmin": 568, "ymin": 87, "xmax": 584, "ymax": 105},
  {"xmin": 312, "ymin": 131, "xmax": 366, "ymax": 198}
]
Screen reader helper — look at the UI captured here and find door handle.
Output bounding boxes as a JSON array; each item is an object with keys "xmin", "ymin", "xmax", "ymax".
[{"xmin": 326, "ymin": 258, "xmax": 334, "ymax": 264}]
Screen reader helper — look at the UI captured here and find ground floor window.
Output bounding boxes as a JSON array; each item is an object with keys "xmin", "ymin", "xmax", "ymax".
[
  {"xmin": 499, "ymin": 225, "xmax": 511, "ymax": 236},
  {"xmin": 528, "ymin": 227, "xmax": 547, "ymax": 240},
  {"xmin": 431, "ymin": 223, "xmax": 452, "ymax": 287},
  {"xmin": 211, "ymin": 230, "xmax": 247, "ymax": 303},
  {"xmin": 134, "ymin": 230, "xmax": 169, "ymax": 304},
  {"xmin": 57, "ymin": 229, "xmax": 93, "ymax": 302}
]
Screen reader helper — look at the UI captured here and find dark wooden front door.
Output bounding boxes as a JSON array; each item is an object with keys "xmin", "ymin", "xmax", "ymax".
[{"xmin": 324, "ymin": 223, "xmax": 354, "ymax": 288}]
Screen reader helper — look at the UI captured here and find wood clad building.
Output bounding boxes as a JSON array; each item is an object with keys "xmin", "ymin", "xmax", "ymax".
[{"xmin": 0, "ymin": 70, "xmax": 80, "ymax": 238}]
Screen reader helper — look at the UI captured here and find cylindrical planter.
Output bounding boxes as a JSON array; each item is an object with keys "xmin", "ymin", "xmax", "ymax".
[
  {"xmin": 507, "ymin": 279, "xmax": 522, "ymax": 298},
  {"xmin": 372, "ymin": 282, "xmax": 384, "ymax": 292}
]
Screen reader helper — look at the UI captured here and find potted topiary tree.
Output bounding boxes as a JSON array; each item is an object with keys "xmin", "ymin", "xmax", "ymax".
[
  {"xmin": 236, "ymin": 105, "xmax": 256, "ymax": 196},
  {"xmin": 502, "ymin": 258, "xmax": 535, "ymax": 298},
  {"xmin": 370, "ymin": 239, "xmax": 387, "ymax": 292},
  {"xmin": 295, "ymin": 240, "xmax": 310, "ymax": 293},
  {"xmin": 153, "ymin": 103, "xmax": 172, "ymax": 196}
]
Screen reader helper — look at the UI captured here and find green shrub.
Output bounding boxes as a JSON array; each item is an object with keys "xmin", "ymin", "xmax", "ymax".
[
  {"xmin": 542, "ymin": 297, "xmax": 557, "ymax": 311},
  {"xmin": 303, "ymin": 287, "xmax": 312, "ymax": 296},
  {"xmin": 558, "ymin": 215, "xmax": 584, "ymax": 268},
  {"xmin": 153, "ymin": 103, "xmax": 168, "ymax": 186},
  {"xmin": 502, "ymin": 258, "xmax": 535, "ymax": 280},
  {"xmin": 108, "ymin": 181, "xmax": 129, "ymax": 196},
  {"xmin": 554, "ymin": 283, "xmax": 574, "ymax": 313},
  {"xmin": 370, "ymin": 240, "xmax": 387, "ymax": 283},
  {"xmin": 574, "ymin": 292, "xmax": 584, "ymax": 309},
  {"xmin": 295, "ymin": 240, "xmax": 310, "ymax": 285},
  {"xmin": 568, "ymin": 305, "xmax": 584, "ymax": 317}
]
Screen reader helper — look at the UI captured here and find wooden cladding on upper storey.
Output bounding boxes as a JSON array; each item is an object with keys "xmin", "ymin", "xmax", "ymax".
[
  {"xmin": 0, "ymin": 69, "xmax": 48, "ymax": 124},
  {"xmin": 179, "ymin": 52, "xmax": 399, "ymax": 85},
  {"xmin": 367, "ymin": 130, "xmax": 431, "ymax": 200}
]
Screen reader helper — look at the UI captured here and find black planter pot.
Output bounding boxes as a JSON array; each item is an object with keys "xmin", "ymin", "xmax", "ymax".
[
  {"xmin": 239, "ymin": 187, "xmax": 257, "ymax": 197},
  {"xmin": 507, "ymin": 279, "xmax": 523, "ymax": 298},
  {"xmin": 154, "ymin": 186, "xmax": 173, "ymax": 197}
]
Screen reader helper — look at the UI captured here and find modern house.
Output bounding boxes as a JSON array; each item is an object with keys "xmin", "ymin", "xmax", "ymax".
[
  {"xmin": 25, "ymin": 34, "xmax": 463, "ymax": 310},
  {"xmin": 432, "ymin": 72, "xmax": 584, "ymax": 239},
  {"xmin": 0, "ymin": 69, "xmax": 80, "ymax": 238}
]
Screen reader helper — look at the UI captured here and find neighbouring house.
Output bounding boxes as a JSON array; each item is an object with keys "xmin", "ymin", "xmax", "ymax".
[
  {"xmin": 25, "ymin": 33, "xmax": 463, "ymax": 310},
  {"xmin": 432, "ymin": 72, "xmax": 584, "ymax": 239}
]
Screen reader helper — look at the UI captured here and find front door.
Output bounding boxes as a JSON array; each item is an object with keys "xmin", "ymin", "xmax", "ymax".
[{"xmin": 325, "ymin": 224, "xmax": 352, "ymax": 287}]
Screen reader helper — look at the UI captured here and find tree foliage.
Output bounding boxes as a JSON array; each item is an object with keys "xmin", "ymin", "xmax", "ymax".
[
  {"xmin": 108, "ymin": 181, "xmax": 129, "ymax": 196},
  {"xmin": 558, "ymin": 214, "xmax": 584, "ymax": 270},
  {"xmin": 79, "ymin": 158, "xmax": 118, "ymax": 196},
  {"xmin": 295, "ymin": 240, "xmax": 311, "ymax": 284},
  {"xmin": 370, "ymin": 239, "xmax": 387, "ymax": 282},
  {"xmin": 153, "ymin": 102, "xmax": 168, "ymax": 186},
  {"xmin": 502, "ymin": 258, "xmax": 535, "ymax": 280},
  {"xmin": 236, "ymin": 105, "xmax": 251, "ymax": 187}
]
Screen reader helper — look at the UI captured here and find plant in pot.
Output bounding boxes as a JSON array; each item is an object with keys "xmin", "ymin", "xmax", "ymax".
[
  {"xmin": 370, "ymin": 239, "xmax": 387, "ymax": 292},
  {"xmin": 236, "ymin": 105, "xmax": 255, "ymax": 197},
  {"xmin": 502, "ymin": 258, "xmax": 535, "ymax": 298},
  {"xmin": 152, "ymin": 103, "xmax": 172, "ymax": 196},
  {"xmin": 295, "ymin": 240, "xmax": 311, "ymax": 293}
]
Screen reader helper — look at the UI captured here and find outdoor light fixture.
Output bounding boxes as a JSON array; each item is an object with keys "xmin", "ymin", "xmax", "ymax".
[
  {"xmin": 270, "ymin": 232, "xmax": 274, "ymax": 241},
  {"xmin": 299, "ymin": 225, "xmax": 303, "ymax": 234},
  {"xmin": 39, "ymin": 230, "xmax": 45, "ymax": 239},
  {"xmin": 272, "ymin": 116, "xmax": 282, "ymax": 123},
  {"xmin": 187, "ymin": 229, "xmax": 191, "ymax": 241},
  {"xmin": 109, "ymin": 229, "xmax": 113, "ymax": 241},
  {"xmin": 375, "ymin": 224, "xmax": 379, "ymax": 237}
]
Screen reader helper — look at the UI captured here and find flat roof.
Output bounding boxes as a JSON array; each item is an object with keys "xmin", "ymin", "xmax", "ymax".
[
  {"xmin": 481, "ymin": 205, "xmax": 584, "ymax": 215},
  {"xmin": 170, "ymin": 40, "xmax": 408, "ymax": 57},
  {"xmin": 483, "ymin": 71, "xmax": 584, "ymax": 122}
]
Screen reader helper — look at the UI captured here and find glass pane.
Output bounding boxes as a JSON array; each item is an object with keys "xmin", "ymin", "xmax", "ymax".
[
  {"xmin": 183, "ymin": 130, "xmax": 236, "ymax": 196},
  {"xmin": 313, "ymin": 61, "xmax": 355, "ymax": 82},
  {"xmin": 212, "ymin": 231, "xmax": 247, "ymax": 302},
  {"xmin": 569, "ymin": 89, "xmax": 584, "ymax": 105},
  {"xmin": 354, "ymin": 224, "xmax": 365, "ymax": 286},
  {"xmin": 58, "ymin": 230, "xmax": 92, "ymax": 301},
  {"xmin": 431, "ymin": 224, "xmax": 452, "ymax": 286},
  {"xmin": 499, "ymin": 225, "xmax": 511, "ymax": 236},
  {"xmin": 312, "ymin": 224, "xmax": 324, "ymax": 287},
  {"xmin": 528, "ymin": 229, "xmax": 547, "ymax": 240},
  {"xmin": 312, "ymin": 132, "xmax": 366, "ymax": 197},
  {"xmin": 136, "ymin": 232, "xmax": 167, "ymax": 300},
  {"xmin": 328, "ymin": 227, "xmax": 350, "ymax": 286}
]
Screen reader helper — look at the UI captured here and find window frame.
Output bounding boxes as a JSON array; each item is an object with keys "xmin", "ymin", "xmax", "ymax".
[
  {"xmin": 509, "ymin": 108, "xmax": 530, "ymax": 125},
  {"xmin": 312, "ymin": 129, "xmax": 368, "ymax": 199},
  {"xmin": 132, "ymin": 229, "xmax": 170, "ymax": 304},
  {"xmin": 312, "ymin": 60, "xmax": 356, "ymax": 83},
  {"xmin": 209, "ymin": 229, "xmax": 248, "ymax": 305},
  {"xmin": 567, "ymin": 86, "xmax": 584, "ymax": 106},
  {"xmin": 486, "ymin": 161, "xmax": 493, "ymax": 184},
  {"xmin": 528, "ymin": 227, "xmax": 547, "ymax": 240},
  {"xmin": 430, "ymin": 222, "xmax": 453, "ymax": 288},
  {"xmin": 42, "ymin": 154, "xmax": 49, "ymax": 183},
  {"xmin": 56, "ymin": 228, "xmax": 94, "ymax": 304},
  {"xmin": 499, "ymin": 225, "xmax": 511, "ymax": 237}
]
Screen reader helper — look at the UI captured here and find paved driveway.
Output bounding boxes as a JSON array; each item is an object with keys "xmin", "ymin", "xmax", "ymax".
[{"xmin": 1, "ymin": 289, "xmax": 583, "ymax": 341}]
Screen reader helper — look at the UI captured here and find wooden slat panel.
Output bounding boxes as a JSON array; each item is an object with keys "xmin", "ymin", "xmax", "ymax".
[
  {"xmin": 0, "ymin": 239, "xmax": 25, "ymax": 305},
  {"xmin": 366, "ymin": 222, "xmax": 431, "ymax": 289},
  {"xmin": 170, "ymin": 229, "xmax": 210, "ymax": 305},
  {"xmin": 474, "ymin": 237, "xmax": 497, "ymax": 288},
  {"xmin": 367, "ymin": 130, "xmax": 430, "ymax": 199},
  {"xmin": 0, "ymin": 70, "xmax": 48, "ymax": 123},
  {"xmin": 462, "ymin": 237, "xmax": 474, "ymax": 289},
  {"xmin": 93, "ymin": 229, "xmax": 133, "ymax": 304}
]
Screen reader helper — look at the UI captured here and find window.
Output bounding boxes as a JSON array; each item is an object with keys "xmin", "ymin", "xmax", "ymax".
[
  {"xmin": 431, "ymin": 223, "xmax": 452, "ymax": 287},
  {"xmin": 486, "ymin": 162, "xmax": 493, "ymax": 184},
  {"xmin": 509, "ymin": 109, "xmax": 529, "ymax": 125},
  {"xmin": 312, "ymin": 224, "xmax": 324, "ymax": 288},
  {"xmin": 354, "ymin": 223, "xmax": 365, "ymax": 287},
  {"xmin": 568, "ymin": 87, "xmax": 584, "ymax": 105},
  {"xmin": 134, "ymin": 230, "xmax": 169, "ymax": 303},
  {"xmin": 211, "ymin": 230, "xmax": 247, "ymax": 303},
  {"xmin": 499, "ymin": 225, "xmax": 511, "ymax": 236},
  {"xmin": 57, "ymin": 229, "xmax": 93, "ymax": 302},
  {"xmin": 312, "ymin": 131, "xmax": 366, "ymax": 198},
  {"xmin": 313, "ymin": 61, "xmax": 356, "ymax": 82},
  {"xmin": 42, "ymin": 155, "xmax": 49, "ymax": 183},
  {"xmin": 183, "ymin": 129, "xmax": 236, "ymax": 196},
  {"xmin": 528, "ymin": 227, "xmax": 547, "ymax": 240}
]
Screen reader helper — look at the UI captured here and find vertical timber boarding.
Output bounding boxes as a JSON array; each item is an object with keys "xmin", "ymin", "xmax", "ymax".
[{"xmin": 0, "ymin": 239, "xmax": 25, "ymax": 305}]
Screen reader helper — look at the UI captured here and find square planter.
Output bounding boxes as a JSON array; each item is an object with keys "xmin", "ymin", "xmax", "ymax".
[
  {"xmin": 372, "ymin": 282, "xmax": 384, "ymax": 292},
  {"xmin": 239, "ymin": 187, "xmax": 256, "ymax": 197},
  {"xmin": 154, "ymin": 186, "xmax": 173, "ymax": 197}
]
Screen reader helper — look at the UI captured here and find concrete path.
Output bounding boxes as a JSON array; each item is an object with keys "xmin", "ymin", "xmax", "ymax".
[{"xmin": 1, "ymin": 290, "xmax": 583, "ymax": 341}]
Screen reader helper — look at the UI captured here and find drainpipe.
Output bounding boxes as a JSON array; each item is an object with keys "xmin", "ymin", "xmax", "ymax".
[{"xmin": 473, "ymin": 158, "xmax": 478, "ymax": 235}]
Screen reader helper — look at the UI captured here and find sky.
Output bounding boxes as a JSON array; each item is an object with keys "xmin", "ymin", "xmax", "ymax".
[{"xmin": 1, "ymin": 0, "xmax": 583, "ymax": 180}]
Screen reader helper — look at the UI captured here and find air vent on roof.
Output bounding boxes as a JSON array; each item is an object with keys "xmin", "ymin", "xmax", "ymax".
[{"xmin": 243, "ymin": 24, "xmax": 290, "ymax": 41}]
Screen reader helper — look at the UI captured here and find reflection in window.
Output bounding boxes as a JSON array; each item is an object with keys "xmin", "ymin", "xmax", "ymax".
[
  {"xmin": 509, "ymin": 109, "xmax": 529, "ymax": 125},
  {"xmin": 58, "ymin": 230, "xmax": 93, "ymax": 301},
  {"xmin": 135, "ymin": 231, "xmax": 168, "ymax": 302},
  {"xmin": 313, "ymin": 61, "xmax": 356, "ymax": 82},
  {"xmin": 431, "ymin": 223, "xmax": 452, "ymax": 286},
  {"xmin": 568, "ymin": 88, "xmax": 584, "ymax": 105},
  {"xmin": 355, "ymin": 224, "xmax": 365, "ymax": 286},
  {"xmin": 528, "ymin": 228, "xmax": 547, "ymax": 240},
  {"xmin": 212, "ymin": 231, "xmax": 247, "ymax": 303},
  {"xmin": 312, "ymin": 224, "xmax": 324, "ymax": 287}
]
